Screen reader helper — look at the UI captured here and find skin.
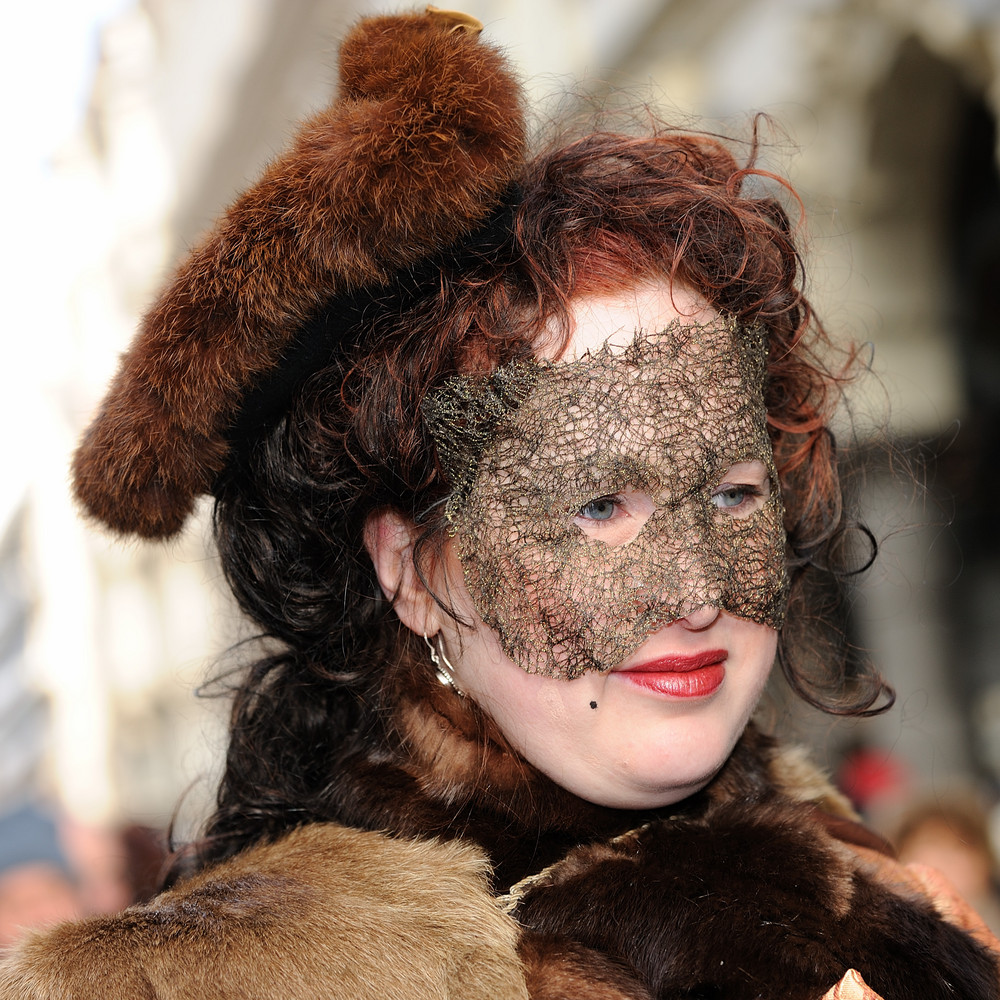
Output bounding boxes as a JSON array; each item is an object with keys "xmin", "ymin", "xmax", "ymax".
[
  {"xmin": 366, "ymin": 280, "xmax": 779, "ymax": 810},
  {"xmin": 0, "ymin": 865, "xmax": 80, "ymax": 949}
]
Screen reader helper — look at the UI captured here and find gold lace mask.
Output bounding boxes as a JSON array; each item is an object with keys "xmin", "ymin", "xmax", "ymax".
[{"xmin": 423, "ymin": 317, "xmax": 788, "ymax": 679}]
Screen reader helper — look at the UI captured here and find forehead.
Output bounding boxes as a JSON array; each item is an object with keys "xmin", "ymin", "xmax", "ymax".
[
  {"xmin": 497, "ymin": 318, "xmax": 769, "ymax": 480},
  {"xmin": 422, "ymin": 300, "xmax": 772, "ymax": 515},
  {"xmin": 539, "ymin": 282, "xmax": 719, "ymax": 362}
]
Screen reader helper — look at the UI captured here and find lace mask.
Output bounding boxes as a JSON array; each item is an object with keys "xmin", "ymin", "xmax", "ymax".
[{"xmin": 423, "ymin": 317, "xmax": 788, "ymax": 679}]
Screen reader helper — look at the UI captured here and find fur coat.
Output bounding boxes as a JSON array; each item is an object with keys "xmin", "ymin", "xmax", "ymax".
[
  {"xmin": 1, "ymin": 719, "xmax": 998, "ymax": 1000},
  {"xmin": 29, "ymin": 8, "xmax": 997, "ymax": 995}
]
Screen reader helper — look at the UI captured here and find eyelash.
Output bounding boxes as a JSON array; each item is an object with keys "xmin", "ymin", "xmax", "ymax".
[
  {"xmin": 577, "ymin": 494, "xmax": 624, "ymax": 522},
  {"xmin": 710, "ymin": 483, "xmax": 764, "ymax": 511},
  {"xmin": 576, "ymin": 480, "xmax": 766, "ymax": 525}
]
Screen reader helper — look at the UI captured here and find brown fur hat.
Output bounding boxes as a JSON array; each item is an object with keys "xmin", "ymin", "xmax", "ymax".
[{"xmin": 72, "ymin": 6, "xmax": 526, "ymax": 539}]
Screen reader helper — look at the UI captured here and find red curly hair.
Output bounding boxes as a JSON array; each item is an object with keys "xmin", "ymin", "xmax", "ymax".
[
  {"xmin": 348, "ymin": 123, "xmax": 869, "ymax": 696},
  {"xmin": 200, "ymin": 121, "xmax": 889, "ymax": 873}
]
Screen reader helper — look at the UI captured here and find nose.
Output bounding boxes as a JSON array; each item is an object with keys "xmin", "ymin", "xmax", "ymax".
[
  {"xmin": 674, "ymin": 604, "xmax": 721, "ymax": 630},
  {"xmin": 635, "ymin": 508, "xmax": 726, "ymax": 616}
]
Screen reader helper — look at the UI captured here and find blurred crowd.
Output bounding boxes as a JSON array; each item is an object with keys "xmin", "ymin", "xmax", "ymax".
[{"xmin": 0, "ymin": 506, "xmax": 168, "ymax": 950}]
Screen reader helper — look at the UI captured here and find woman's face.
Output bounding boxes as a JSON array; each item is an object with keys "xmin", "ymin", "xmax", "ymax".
[{"xmin": 432, "ymin": 282, "xmax": 781, "ymax": 810}]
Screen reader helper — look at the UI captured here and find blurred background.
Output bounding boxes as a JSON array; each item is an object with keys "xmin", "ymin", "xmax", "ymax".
[{"xmin": 2, "ymin": 0, "xmax": 999, "ymax": 942}]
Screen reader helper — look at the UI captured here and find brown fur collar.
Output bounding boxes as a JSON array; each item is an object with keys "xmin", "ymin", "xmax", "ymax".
[
  {"xmin": 510, "ymin": 792, "xmax": 998, "ymax": 1000},
  {"xmin": 332, "ymin": 678, "xmax": 998, "ymax": 999},
  {"xmin": 317, "ymin": 659, "xmax": 876, "ymax": 893},
  {"xmin": 3, "ymin": 682, "xmax": 997, "ymax": 999},
  {"xmin": 0, "ymin": 824, "xmax": 528, "ymax": 1000}
]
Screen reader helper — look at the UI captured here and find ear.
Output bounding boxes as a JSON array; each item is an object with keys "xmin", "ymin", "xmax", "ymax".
[{"xmin": 363, "ymin": 510, "xmax": 444, "ymax": 637}]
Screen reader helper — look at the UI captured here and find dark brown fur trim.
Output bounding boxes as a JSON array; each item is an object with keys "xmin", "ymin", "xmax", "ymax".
[
  {"xmin": 518, "ymin": 934, "xmax": 654, "ymax": 1000},
  {"xmin": 71, "ymin": 9, "xmax": 525, "ymax": 538},
  {"xmin": 512, "ymin": 798, "xmax": 999, "ymax": 1000},
  {"xmin": 363, "ymin": 685, "xmax": 995, "ymax": 999}
]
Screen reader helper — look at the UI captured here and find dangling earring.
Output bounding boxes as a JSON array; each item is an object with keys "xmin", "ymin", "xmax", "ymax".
[{"xmin": 424, "ymin": 632, "xmax": 463, "ymax": 695}]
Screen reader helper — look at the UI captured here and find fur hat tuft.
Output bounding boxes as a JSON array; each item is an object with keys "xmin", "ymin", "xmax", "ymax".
[{"xmin": 72, "ymin": 7, "xmax": 526, "ymax": 539}]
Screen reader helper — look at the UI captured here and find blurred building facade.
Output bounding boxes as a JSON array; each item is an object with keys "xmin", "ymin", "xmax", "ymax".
[{"xmin": 19, "ymin": 0, "xmax": 1000, "ymax": 837}]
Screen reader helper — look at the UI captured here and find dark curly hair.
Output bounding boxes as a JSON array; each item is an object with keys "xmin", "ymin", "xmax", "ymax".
[{"xmin": 188, "ymin": 121, "xmax": 892, "ymax": 875}]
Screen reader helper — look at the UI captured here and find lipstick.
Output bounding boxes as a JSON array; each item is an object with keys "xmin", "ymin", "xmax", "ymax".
[{"xmin": 615, "ymin": 649, "xmax": 727, "ymax": 698}]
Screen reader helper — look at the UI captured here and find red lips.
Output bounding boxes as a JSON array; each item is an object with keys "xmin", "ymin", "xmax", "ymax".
[{"xmin": 615, "ymin": 649, "xmax": 727, "ymax": 698}]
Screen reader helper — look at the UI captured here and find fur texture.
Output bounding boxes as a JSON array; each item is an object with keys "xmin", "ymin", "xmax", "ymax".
[
  {"xmin": 71, "ymin": 8, "xmax": 525, "ymax": 539},
  {"xmin": 341, "ymin": 669, "xmax": 1000, "ymax": 1000},
  {"xmin": 512, "ymin": 799, "xmax": 999, "ymax": 999},
  {"xmin": 1, "ymin": 714, "xmax": 997, "ymax": 999},
  {"xmin": 211, "ymin": 651, "xmax": 997, "ymax": 999},
  {"xmin": 0, "ymin": 823, "xmax": 528, "ymax": 1000}
]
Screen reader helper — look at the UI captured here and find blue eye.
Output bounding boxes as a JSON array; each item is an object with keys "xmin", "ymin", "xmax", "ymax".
[
  {"xmin": 579, "ymin": 497, "xmax": 617, "ymax": 521},
  {"xmin": 710, "ymin": 463, "xmax": 770, "ymax": 517},
  {"xmin": 710, "ymin": 482, "xmax": 766, "ymax": 513},
  {"xmin": 711, "ymin": 487, "xmax": 748, "ymax": 509}
]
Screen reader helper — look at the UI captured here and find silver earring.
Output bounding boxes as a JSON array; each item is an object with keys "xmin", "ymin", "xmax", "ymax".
[{"xmin": 424, "ymin": 632, "xmax": 462, "ymax": 695}]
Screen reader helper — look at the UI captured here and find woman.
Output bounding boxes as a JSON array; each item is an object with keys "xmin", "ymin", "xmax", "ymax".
[{"xmin": 2, "ymin": 8, "xmax": 998, "ymax": 999}]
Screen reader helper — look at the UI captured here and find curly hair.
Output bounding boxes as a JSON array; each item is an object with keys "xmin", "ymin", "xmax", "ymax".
[{"xmin": 191, "ymin": 121, "xmax": 892, "ymax": 875}]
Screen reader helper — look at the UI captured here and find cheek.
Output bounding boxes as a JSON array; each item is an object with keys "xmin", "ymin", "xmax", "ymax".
[
  {"xmin": 469, "ymin": 666, "xmax": 613, "ymax": 785},
  {"xmin": 741, "ymin": 623, "xmax": 779, "ymax": 703},
  {"xmin": 437, "ymin": 598, "xmax": 602, "ymax": 752}
]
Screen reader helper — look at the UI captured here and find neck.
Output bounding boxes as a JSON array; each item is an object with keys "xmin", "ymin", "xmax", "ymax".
[{"xmin": 327, "ymin": 658, "xmax": 784, "ymax": 889}]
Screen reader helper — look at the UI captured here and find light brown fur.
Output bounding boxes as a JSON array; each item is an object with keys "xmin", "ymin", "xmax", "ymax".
[
  {"xmin": 768, "ymin": 741, "xmax": 859, "ymax": 819},
  {"xmin": 0, "ymin": 823, "xmax": 528, "ymax": 1000}
]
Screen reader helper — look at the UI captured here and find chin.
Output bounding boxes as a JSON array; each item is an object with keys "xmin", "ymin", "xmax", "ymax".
[
  {"xmin": 569, "ymin": 753, "xmax": 731, "ymax": 811},
  {"xmin": 616, "ymin": 733, "xmax": 740, "ymax": 808},
  {"xmin": 580, "ymin": 779, "xmax": 709, "ymax": 812}
]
